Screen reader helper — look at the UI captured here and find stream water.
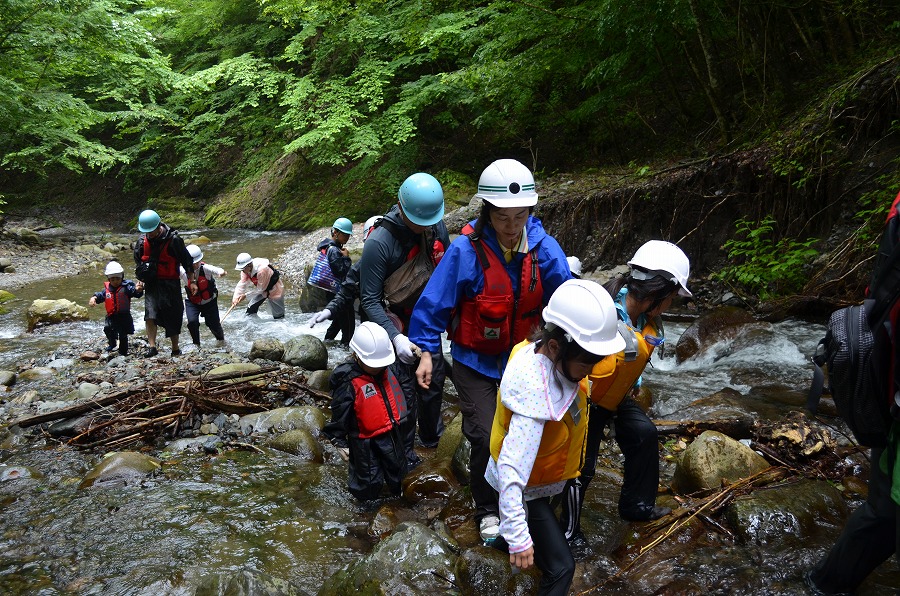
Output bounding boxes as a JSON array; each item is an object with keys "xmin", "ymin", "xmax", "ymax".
[{"xmin": 0, "ymin": 229, "xmax": 898, "ymax": 594}]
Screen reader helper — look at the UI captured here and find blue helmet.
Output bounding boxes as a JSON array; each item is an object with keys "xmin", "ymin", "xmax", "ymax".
[
  {"xmin": 138, "ymin": 209, "xmax": 161, "ymax": 233},
  {"xmin": 398, "ymin": 173, "xmax": 444, "ymax": 226},
  {"xmin": 332, "ymin": 217, "xmax": 353, "ymax": 235}
]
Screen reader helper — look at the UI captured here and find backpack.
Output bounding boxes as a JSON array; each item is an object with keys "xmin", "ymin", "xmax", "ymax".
[
  {"xmin": 808, "ymin": 190, "xmax": 900, "ymax": 447},
  {"xmin": 307, "ymin": 250, "xmax": 341, "ymax": 293}
]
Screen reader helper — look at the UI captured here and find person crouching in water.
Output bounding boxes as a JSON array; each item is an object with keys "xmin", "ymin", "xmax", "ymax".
[
  {"xmin": 323, "ymin": 321, "xmax": 409, "ymax": 500},
  {"xmin": 88, "ymin": 261, "xmax": 144, "ymax": 356},
  {"xmin": 180, "ymin": 244, "xmax": 227, "ymax": 349},
  {"xmin": 486, "ymin": 279, "xmax": 625, "ymax": 595},
  {"xmin": 232, "ymin": 252, "xmax": 285, "ymax": 319}
]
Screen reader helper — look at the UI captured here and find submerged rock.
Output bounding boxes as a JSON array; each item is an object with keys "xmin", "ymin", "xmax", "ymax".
[
  {"xmin": 79, "ymin": 451, "xmax": 161, "ymax": 488},
  {"xmin": 267, "ymin": 429, "xmax": 323, "ymax": 462}
]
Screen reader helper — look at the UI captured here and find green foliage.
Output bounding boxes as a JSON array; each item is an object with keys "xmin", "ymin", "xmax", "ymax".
[{"xmin": 714, "ymin": 216, "xmax": 820, "ymax": 299}]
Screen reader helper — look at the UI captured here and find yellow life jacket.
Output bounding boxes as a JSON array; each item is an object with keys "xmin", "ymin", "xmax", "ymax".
[
  {"xmin": 589, "ymin": 316, "xmax": 662, "ymax": 411},
  {"xmin": 489, "ymin": 341, "xmax": 591, "ymax": 487}
]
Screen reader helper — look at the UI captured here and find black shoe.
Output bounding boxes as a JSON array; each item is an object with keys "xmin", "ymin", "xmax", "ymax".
[
  {"xmin": 407, "ymin": 454, "xmax": 422, "ymax": 470},
  {"xmin": 145, "ymin": 347, "xmax": 159, "ymax": 357},
  {"xmin": 567, "ymin": 531, "xmax": 592, "ymax": 560},
  {"xmin": 621, "ymin": 505, "xmax": 671, "ymax": 522},
  {"xmin": 171, "ymin": 349, "xmax": 182, "ymax": 356},
  {"xmin": 105, "ymin": 344, "xmax": 117, "ymax": 353},
  {"xmin": 118, "ymin": 349, "xmax": 128, "ymax": 357}
]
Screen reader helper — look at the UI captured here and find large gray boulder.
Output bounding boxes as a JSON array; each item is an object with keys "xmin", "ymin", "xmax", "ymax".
[
  {"xmin": 672, "ymin": 430, "xmax": 770, "ymax": 494},
  {"xmin": 282, "ymin": 335, "xmax": 328, "ymax": 370},
  {"xmin": 249, "ymin": 338, "xmax": 285, "ymax": 361}
]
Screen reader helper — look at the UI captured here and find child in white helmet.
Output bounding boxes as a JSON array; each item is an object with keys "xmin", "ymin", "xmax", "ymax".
[
  {"xmin": 88, "ymin": 261, "xmax": 144, "ymax": 356},
  {"xmin": 232, "ymin": 253, "xmax": 286, "ymax": 319},
  {"xmin": 179, "ymin": 244, "xmax": 227, "ymax": 349},
  {"xmin": 323, "ymin": 321, "xmax": 409, "ymax": 500}
]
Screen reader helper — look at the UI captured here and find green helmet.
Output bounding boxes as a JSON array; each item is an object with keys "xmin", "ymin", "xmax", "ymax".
[
  {"xmin": 138, "ymin": 209, "xmax": 161, "ymax": 233},
  {"xmin": 332, "ymin": 217, "xmax": 353, "ymax": 235}
]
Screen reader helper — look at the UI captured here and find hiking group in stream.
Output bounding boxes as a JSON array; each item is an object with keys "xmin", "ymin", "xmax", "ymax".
[{"xmin": 80, "ymin": 161, "xmax": 899, "ymax": 595}]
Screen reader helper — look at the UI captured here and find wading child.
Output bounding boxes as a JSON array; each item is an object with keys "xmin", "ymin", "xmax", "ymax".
[
  {"xmin": 323, "ymin": 321, "xmax": 409, "ymax": 500},
  {"xmin": 88, "ymin": 261, "xmax": 144, "ymax": 356},
  {"xmin": 180, "ymin": 244, "xmax": 227, "ymax": 349}
]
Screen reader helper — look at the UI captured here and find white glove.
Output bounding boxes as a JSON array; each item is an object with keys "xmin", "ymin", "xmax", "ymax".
[
  {"xmin": 392, "ymin": 334, "xmax": 417, "ymax": 365},
  {"xmin": 309, "ymin": 309, "xmax": 332, "ymax": 327}
]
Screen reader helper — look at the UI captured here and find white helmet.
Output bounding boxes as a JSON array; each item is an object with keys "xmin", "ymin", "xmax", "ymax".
[
  {"xmin": 104, "ymin": 261, "xmax": 124, "ymax": 276},
  {"xmin": 362, "ymin": 215, "xmax": 382, "ymax": 242},
  {"xmin": 627, "ymin": 240, "xmax": 692, "ymax": 297},
  {"xmin": 542, "ymin": 279, "xmax": 625, "ymax": 356},
  {"xmin": 474, "ymin": 159, "xmax": 538, "ymax": 208},
  {"xmin": 235, "ymin": 252, "xmax": 253, "ymax": 270},
  {"xmin": 566, "ymin": 256, "xmax": 582, "ymax": 277},
  {"xmin": 349, "ymin": 321, "xmax": 396, "ymax": 368},
  {"xmin": 187, "ymin": 244, "xmax": 203, "ymax": 264}
]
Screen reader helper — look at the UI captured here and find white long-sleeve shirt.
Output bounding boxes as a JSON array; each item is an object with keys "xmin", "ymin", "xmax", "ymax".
[
  {"xmin": 485, "ymin": 342, "xmax": 582, "ymax": 554},
  {"xmin": 232, "ymin": 257, "xmax": 283, "ymax": 303}
]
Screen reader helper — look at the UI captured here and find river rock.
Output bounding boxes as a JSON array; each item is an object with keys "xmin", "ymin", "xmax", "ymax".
[
  {"xmin": 725, "ymin": 479, "xmax": 849, "ymax": 548},
  {"xmin": 455, "ymin": 545, "xmax": 539, "ymax": 595},
  {"xmin": 402, "ymin": 458, "xmax": 458, "ymax": 503},
  {"xmin": 239, "ymin": 406, "xmax": 325, "ymax": 435},
  {"xmin": 79, "ymin": 451, "xmax": 161, "ymax": 488},
  {"xmin": 208, "ymin": 362, "xmax": 262, "ymax": 377},
  {"xmin": 189, "ymin": 570, "xmax": 306, "ymax": 595},
  {"xmin": 282, "ymin": 335, "xmax": 328, "ymax": 370},
  {"xmin": 267, "ymin": 429, "xmax": 323, "ymax": 462},
  {"xmin": 12, "ymin": 227, "xmax": 40, "ymax": 244},
  {"xmin": 369, "ymin": 504, "xmax": 401, "ymax": 539},
  {"xmin": 0, "ymin": 370, "xmax": 15, "ymax": 387},
  {"xmin": 0, "ymin": 465, "xmax": 41, "ymax": 481},
  {"xmin": 672, "ymin": 430, "xmax": 770, "ymax": 494},
  {"xmin": 0, "ymin": 260, "xmax": 12, "ymax": 272},
  {"xmin": 26, "ymin": 298, "xmax": 89, "ymax": 331},
  {"xmin": 305, "ymin": 369, "xmax": 332, "ymax": 392},
  {"xmin": 48, "ymin": 415, "xmax": 95, "ymax": 438},
  {"xmin": 319, "ymin": 521, "xmax": 457, "ymax": 595},
  {"xmin": 674, "ymin": 306, "xmax": 755, "ymax": 363},
  {"xmin": 249, "ymin": 338, "xmax": 285, "ymax": 361},
  {"xmin": 166, "ymin": 435, "xmax": 222, "ymax": 454},
  {"xmin": 17, "ymin": 367, "xmax": 56, "ymax": 382},
  {"xmin": 435, "ymin": 412, "xmax": 464, "ymax": 462}
]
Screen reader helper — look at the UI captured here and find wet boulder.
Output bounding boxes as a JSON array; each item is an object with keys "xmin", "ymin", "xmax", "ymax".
[
  {"xmin": 26, "ymin": 298, "xmax": 89, "ymax": 331},
  {"xmin": 79, "ymin": 451, "xmax": 161, "ymax": 488},
  {"xmin": 189, "ymin": 569, "xmax": 307, "ymax": 596},
  {"xmin": 239, "ymin": 406, "xmax": 326, "ymax": 435},
  {"xmin": 402, "ymin": 458, "xmax": 459, "ymax": 503},
  {"xmin": 672, "ymin": 430, "xmax": 769, "ymax": 494},
  {"xmin": 435, "ymin": 412, "xmax": 464, "ymax": 462},
  {"xmin": 282, "ymin": 335, "xmax": 328, "ymax": 370},
  {"xmin": 674, "ymin": 306, "xmax": 755, "ymax": 363},
  {"xmin": 267, "ymin": 429, "xmax": 324, "ymax": 462},
  {"xmin": 17, "ymin": 367, "xmax": 56, "ymax": 382},
  {"xmin": 0, "ymin": 370, "xmax": 15, "ymax": 387},
  {"xmin": 455, "ymin": 545, "xmax": 540, "ymax": 595},
  {"xmin": 725, "ymin": 479, "xmax": 849, "ymax": 548},
  {"xmin": 0, "ymin": 289, "xmax": 13, "ymax": 315},
  {"xmin": 319, "ymin": 521, "xmax": 457, "ymax": 595},
  {"xmin": 208, "ymin": 362, "xmax": 261, "ymax": 377},
  {"xmin": 249, "ymin": 338, "xmax": 285, "ymax": 362},
  {"xmin": 305, "ymin": 369, "xmax": 332, "ymax": 392}
]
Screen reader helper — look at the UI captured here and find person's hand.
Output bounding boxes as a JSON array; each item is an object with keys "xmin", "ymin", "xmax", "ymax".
[
  {"xmin": 416, "ymin": 351, "xmax": 433, "ymax": 389},
  {"xmin": 392, "ymin": 334, "xmax": 418, "ymax": 365},
  {"xmin": 232, "ymin": 296, "xmax": 242, "ymax": 307},
  {"xmin": 309, "ymin": 309, "xmax": 332, "ymax": 327},
  {"xmin": 88, "ymin": 297, "xmax": 97, "ymax": 307},
  {"xmin": 340, "ymin": 247, "xmax": 349, "ymax": 257},
  {"xmin": 219, "ymin": 271, "xmax": 227, "ymax": 278},
  {"xmin": 188, "ymin": 281, "xmax": 198, "ymax": 295},
  {"xmin": 135, "ymin": 281, "xmax": 144, "ymax": 291},
  {"xmin": 510, "ymin": 546, "xmax": 534, "ymax": 570}
]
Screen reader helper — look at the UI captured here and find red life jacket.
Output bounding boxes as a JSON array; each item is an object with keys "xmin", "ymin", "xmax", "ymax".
[
  {"xmin": 448, "ymin": 224, "xmax": 543, "ymax": 355},
  {"xmin": 141, "ymin": 235, "xmax": 179, "ymax": 280},
  {"xmin": 351, "ymin": 368, "xmax": 407, "ymax": 439},
  {"xmin": 103, "ymin": 281, "xmax": 131, "ymax": 316},
  {"xmin": 186, "ymin": 264, "xmax": 216, "ymax": 304}
]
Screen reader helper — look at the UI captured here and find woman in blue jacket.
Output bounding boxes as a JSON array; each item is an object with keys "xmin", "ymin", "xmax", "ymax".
[{"xmin": 408, "ymin": 158, "xmax": 572, "ymax": 543}]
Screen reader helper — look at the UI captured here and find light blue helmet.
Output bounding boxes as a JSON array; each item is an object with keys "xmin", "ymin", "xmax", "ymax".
[
  {"xmin": 398, "ymin": 173, "xmax": 444, "ymax": 226},
  {"xmin": 138, "ymin": 209, "xmax": 161, "ymax": 233},
  {"xmin": 332, "ymin": 217, "xmax": 353, "ymax": 235}
]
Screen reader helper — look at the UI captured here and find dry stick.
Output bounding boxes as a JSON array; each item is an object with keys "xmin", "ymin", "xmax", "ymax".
[
  {"xmin": 80, "ymin": 411, "xmax": 188, "ymax": 449},
  {"xmin": 577, "ymin": 466, "xmax": 787, "ymax": 595},
  {"xmin": 220, "ymin": 303, "xmax": 237, "ymax": 322},
  {"xmin": 67, "ymin": 399, "xmax": 183, "ymax": 445}
]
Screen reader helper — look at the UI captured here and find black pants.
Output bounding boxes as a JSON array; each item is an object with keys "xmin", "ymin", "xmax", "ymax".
[
  {"xmin": 560, "ymin": 398, "xmax": 660, "ymax": 534},
  {"xmin": 526, "ymin": 497, "xmax": 576, "ymax": 596},
  {"xmin": 185, "ymin": 298, "xmax": 224, "ymax": 345},
  {"xmin": 808, "ymin": 447, "xmax": 898, "ymax": 593},
  {"xmin": 453, "ymin": 361, "xmax": 501, "ymax": 522},
  {"xmin": 104, "ymin": 313, "xmax": 134, "ymax": 356},
  {"xmin": 347, "ymin": 429, "xmax": 408, "ymax": 501},
  {"xmin": 325, "ymin": 303, "xmax": 355, "ymax": 344},
  {"xmin": 394, "ymin": 354, "xmax": 446, "ymax": 460}
]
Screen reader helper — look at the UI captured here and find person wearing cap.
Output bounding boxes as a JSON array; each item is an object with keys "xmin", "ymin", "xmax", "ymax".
[
  {"xmin": 232, "ymin": 252, "xmax": 286, "ymax": 319},
  {"xmin": 408, "ymin": 158, "xmax": 572, "ymax": 544},
  {"xmin": 179, "ymin": 244, "xmax": 227, "ymax": 349},
  {"xmin": 323, "ymin": 321, "xmax": 409, "ymax": 500},
  {"xmin": 133, "ymin": 209, "xmax": 195, "ymax": 357},
  {"xmin": 486, "ymin": 279, "xmax": 625, "ymax": 595},
  {"xmin": 358, "ymin": 173, "xmax": 450, "ymax": 467},
  {"xmin": 558, "ymin": 240, "xmax": 692, "ymax": 554},
  {"xmin": 88, "ymin": 261, "xmax": 144, "ymax": 356},
  {"xmin": 310, "ymin": 215, "xmax": 382, "ymax": 335},
  {"xmin": 316, "ymin": 217, "xmax": 354, "ymax": 344}
]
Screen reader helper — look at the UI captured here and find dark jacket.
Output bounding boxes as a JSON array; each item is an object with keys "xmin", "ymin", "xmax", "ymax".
[
  {"xmin": 326, "ymin": 261, "xmax": 361, "ymax": 315},
  {"xmin": 133, "ymin": 223, "xmax": 193, "ymax": 282},
  {"xmin": 358, "ymin": 204, "xmax": 450, "ymax": 340},
  {"xmin": 317, "ymin": 238, "xmax": 352, "ymax": 282},
  {"xmin": 323, "ymin": 359, "xmax": 407, "ymax": 447}
]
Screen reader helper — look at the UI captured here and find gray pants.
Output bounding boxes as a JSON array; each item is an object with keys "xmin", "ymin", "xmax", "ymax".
[{"xmin": 246, "ymin": 293, "xmax": 285, "ymax": 319}]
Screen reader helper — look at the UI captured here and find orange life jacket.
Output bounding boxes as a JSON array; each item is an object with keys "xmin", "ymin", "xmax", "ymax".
[
  {"xmin": 352, "ymin": 368, "xmax": 407, "ymax": 439},
  {"xmin": 103, "ymin": 281, "xmax": 131, "ymax": 316},
  {"xmin": 141, "ymin": 235, "xmax": 179, "ymax": 280},
  {"xmin": 186, "ymin": 264, "xmax": 216, "ymax": 304},
  {"xmin": 448, "ymin": 224, "xmax": 543, "ymax": 355}
]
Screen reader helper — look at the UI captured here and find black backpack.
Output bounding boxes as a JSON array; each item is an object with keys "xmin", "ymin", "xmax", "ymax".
[{"xmin": 808, "ymin": 191, "xmax": 900, "ymax": 447}]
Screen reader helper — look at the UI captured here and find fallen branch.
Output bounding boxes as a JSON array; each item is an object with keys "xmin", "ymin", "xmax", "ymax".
[{"xmin": 654, "ymin": 417, "xmax": 756, "ymax": 439}]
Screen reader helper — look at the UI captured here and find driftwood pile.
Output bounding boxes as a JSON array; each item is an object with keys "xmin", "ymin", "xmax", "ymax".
[{"xmin": 13, "ymin": 366, "xmax": 330, "ymax": 450}]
